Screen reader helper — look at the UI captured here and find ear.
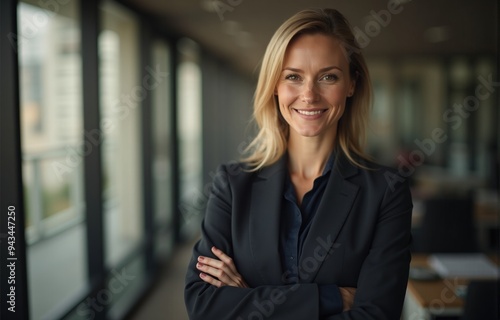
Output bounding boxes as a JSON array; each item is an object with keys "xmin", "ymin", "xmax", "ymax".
[
  {"xmin": 347, "ymin": 83, "xmax": 355, "ymax": 97},
  {"xmin": 348, "ymin": 72, "xmax": 357, "ymax": 97}
]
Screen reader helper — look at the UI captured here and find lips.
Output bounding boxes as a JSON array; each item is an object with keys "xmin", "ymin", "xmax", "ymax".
[
  {"xmin": 293, "ymin": 108, "xmax": 327, "ymax": 116},
  {"xmin": 296, "ymin": 109, "xmax": 323, "ymax": 115}
]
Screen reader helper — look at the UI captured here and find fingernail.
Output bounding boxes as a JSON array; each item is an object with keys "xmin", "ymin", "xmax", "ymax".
[
  {"xmin": 200, "ymin": 273, "xmax": 206, "ymax": 278},
  {"xmin": 211, "ymin": 246, "xmax": 217, "ymax": 252},
  {"xmin": 198, "ymin": 256, "xmax": 204, "ymax": 261},
  {"xmin": 197, "ymin": 262, "xmax": 203, "ymax": 268}
]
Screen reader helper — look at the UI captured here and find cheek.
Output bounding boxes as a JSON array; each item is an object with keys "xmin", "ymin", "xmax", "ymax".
[
  {"xmin": 324, "ymin": 91, "xmax": 348, "ymax": 120},
  {"xmin": 326, "ymin": 104, "xmax": 345, "ymax": 123},
  {"xmin": 276, "ymin": 85, "xmax": 299, "ymax": 106},
  {"xmin": 325, "ymin": 88, "xmax": 349, "ymax": 105}
]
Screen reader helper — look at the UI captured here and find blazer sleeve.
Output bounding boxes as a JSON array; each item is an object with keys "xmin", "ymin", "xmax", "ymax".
[
  {"xmin": 327, "ymin": 172, "xmax": 413, "ymax": 320},
  {"xmin": 184, "ymin": 164, "xmax": 324, "ymax": 320}
]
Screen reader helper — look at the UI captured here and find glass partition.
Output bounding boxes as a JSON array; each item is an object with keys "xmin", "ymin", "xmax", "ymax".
[
  {"xmin": 99, "ymin": 0, "xmax": 144, "ymax": 267},
  {"xmin": 18, "ymin": 0, "xmax": 87, "ymax": 318},
  {"xmin": 151, "ymin": 40, "xmax": 175, "ymax": 258},
  {"xmin": 177, "ymin": 38, "xmax": 203, "ymax": 237}
]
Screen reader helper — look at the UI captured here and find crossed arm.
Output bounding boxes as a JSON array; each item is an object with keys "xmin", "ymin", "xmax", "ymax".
[
  {"xmin": 196, "ymin": 246, "xmax": 356, "ymax": 312},
  {"xmin": 185, "ymin": 164, "xmax": 413, "ymax": 320}
]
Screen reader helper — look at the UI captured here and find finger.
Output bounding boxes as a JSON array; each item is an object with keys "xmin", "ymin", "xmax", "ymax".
[
  {"xmin": 198, "ymin": 256, "xmax": 236, "ymax": 279},
  {"xmin": 199, "ymin": 272, "xmax": 223, "ymax": 287},
  {"xmin": 208, "ymin": 250, "xmax": 249, "ymax": 287},
  {"xmin": 339, "ymin": 287, "xmax": 356, "ymax": 311},
  {"xmin": 346, "ymin": 287, "xmax": 356, "ymax": 295},
  {"xmin": 197, "ymin": 262, "xmax": 248, "ymax": 288},
  {"xmin": 197, "ymin": 262, "xmax": 238, "ymax": 286},
  {"xmin": 197, "ymin": 262, "xmax": 226, "ymax": 281},
  {"xmin": 211, "ymin": 247, "xmax": 239, "ymax": 274}
]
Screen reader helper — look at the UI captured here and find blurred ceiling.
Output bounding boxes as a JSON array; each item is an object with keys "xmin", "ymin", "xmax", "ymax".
[{"xmin": 126, "ymin": 0, "xmax": 498, "ymax": 76}]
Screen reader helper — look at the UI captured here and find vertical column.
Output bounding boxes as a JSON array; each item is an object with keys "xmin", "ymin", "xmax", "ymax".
[
  {"xmin": 81, "ymin": 3, "xmax": 105, "ymax": 319},
  {"xmin": 170, "ymin": 38, "xmax": 182, "ymax": 243},
  {"xmin": 140, "ymin": 20, "xmax": 155, "ymax": 272},
  {"xmin": 0, "ymin": 0, "xmax": 30, "ymax": 319},
  {"xmin": 494, "ymin": 2, "xmax": 500, "ymax": 190}
]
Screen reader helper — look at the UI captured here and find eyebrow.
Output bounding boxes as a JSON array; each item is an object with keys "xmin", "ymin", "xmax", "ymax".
[{"xmin": 282, "ymin": 66, "xmax": 343, "ymax": 73}]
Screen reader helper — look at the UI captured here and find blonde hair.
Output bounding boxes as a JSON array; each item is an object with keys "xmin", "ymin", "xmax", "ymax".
[{"xmin": 242, "ymin": 8, "xmax": 373, "ymax": 170}]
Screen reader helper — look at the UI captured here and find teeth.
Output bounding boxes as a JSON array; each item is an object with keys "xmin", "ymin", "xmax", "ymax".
[{"xmin": 297, "ymin": 109, "xmax": 323, "ymax": 116}]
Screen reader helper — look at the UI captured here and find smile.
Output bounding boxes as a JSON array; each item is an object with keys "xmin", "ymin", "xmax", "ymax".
[{"xmin": 294, "ymin": 109, "xmax": 326, "ymax": 116}]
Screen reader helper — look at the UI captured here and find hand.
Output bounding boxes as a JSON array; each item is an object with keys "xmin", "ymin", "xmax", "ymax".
[
  {"xmin": 196, "ymin": 246, "xmax": 249, "ymax": 288},
  {"xmin": 339, "ymin": 287, "xmax": 356, "ymax": 311}
]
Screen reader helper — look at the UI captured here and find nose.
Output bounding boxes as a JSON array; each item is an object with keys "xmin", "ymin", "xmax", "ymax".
[{"xmin": 301, "ymin": 81, "xmax": 319, "ymax": 104}]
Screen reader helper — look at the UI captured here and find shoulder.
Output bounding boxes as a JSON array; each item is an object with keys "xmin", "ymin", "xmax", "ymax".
[
  {"xmin": 343, "ymin": 156, "xmax": 413, "ymax": 214},
  {"xmin": 360, "ymin": 158, "xmax": 401, "ymax": 177},
  {"xmin": 211, "ymin": 158, "xmax": 286, "ymax": 193},
  {"xmin": 214, "ymin": 161, "xmax": 255, "ymax": 181},
  {"xmin": 345, "ymin": 155, "xmax": 410, "ymax": 193},
  {"xmin": 209, "ymin": 161, "xmax": 257, "ymax": 193},
  {"xmin": 216, "ymin": 157, "xmax": 286, "ymax": 181},
  {"xmin": 216, "ymin": 161, "xmax": 245, "ymax": 176}
]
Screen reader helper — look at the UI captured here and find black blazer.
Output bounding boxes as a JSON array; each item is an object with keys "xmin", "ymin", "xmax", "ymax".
[{"xmin": 185, "ymin": 153, "xmax": 413, "ymax": 320}]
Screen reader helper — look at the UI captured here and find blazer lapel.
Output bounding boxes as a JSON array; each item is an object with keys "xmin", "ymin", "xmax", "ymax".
[
  {"xmin": 299, "ymin": 154, "xmax": 360, "ymax": 282},
  {"xmin": 249, "ymin": 157, "xmax": 287, "ymax": 285}
]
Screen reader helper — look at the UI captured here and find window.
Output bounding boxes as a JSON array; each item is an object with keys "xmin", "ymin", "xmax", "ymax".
[
  {"xmin": 151, "ymin": 40, "xmax": 174, "ymax": 258},
  {"xmin": 177, "ymin": 38, "xmax": 203, "ymax": 237},
  {"xmin": 99, "ymin": 0, "xmax": 143, "ymax": 267},
  {"xmin": 18, "ymin": 1, "xmax": 87, "ymax": 318}
]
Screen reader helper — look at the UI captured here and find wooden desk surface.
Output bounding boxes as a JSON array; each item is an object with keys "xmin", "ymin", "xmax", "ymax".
[
  {"xmin": 407, "ymin": 254, "xmax": 499, "ymax": 309},
  {"xmin": 408, "ymin": 255, "xmax": 464, "ymax": 309}
]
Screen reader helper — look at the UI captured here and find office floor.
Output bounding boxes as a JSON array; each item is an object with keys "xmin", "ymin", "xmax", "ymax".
[{"xmin": 128, "ymin": 238, "xmax": 198, "ymax": 320}]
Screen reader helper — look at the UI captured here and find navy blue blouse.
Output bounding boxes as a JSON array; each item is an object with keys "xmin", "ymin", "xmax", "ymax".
[{"xmin": 280, "ymin": 152, "xmax": 343, "ymax": 316}]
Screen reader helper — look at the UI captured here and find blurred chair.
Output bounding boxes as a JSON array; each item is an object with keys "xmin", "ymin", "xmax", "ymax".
[
  {"xmin": 461, "ymin": 280, "xmax": 499, "ymax": 320},
  {"xmin": 414, "ymin": 196, "xmax": 478, "ymax": 253}
]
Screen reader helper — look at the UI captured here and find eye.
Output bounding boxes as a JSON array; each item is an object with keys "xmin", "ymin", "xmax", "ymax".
[
  {"xmin": 285, "ymin": 73, "xmax": 301, "ymax": 81},
  {"xmin": 321, "ymin": 74, "xmax": 339, "ymax": 82}
]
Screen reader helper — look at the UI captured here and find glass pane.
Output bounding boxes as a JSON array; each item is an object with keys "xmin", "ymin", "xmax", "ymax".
[
  {"xmin": 177, "ymin": 39, "xmax": 203, "ymax": 237},
  {"xmin": 152, "ymin": 40, "xmax": 172, "ymax": 227},
  {"xmin": 151, "ymin": 40, "xmax": 174, "ymax": 258},
  {"xmin": 99, "ymin": 0, "xmax": 143, "ymax": 267},
  {"xmin": 18, "ymin": 1, "xmax": 87, "ymax": 318},
  {"xmin": 474, "ymin": 58, "xmax": 494, "ymax": 178},
  {"xmin": 107, "ymin": 256, "xmax": 147, "ymax": 319},
  {"xmin": 62, "ymin": 256, "xmax": 146, "ymax": 320}
]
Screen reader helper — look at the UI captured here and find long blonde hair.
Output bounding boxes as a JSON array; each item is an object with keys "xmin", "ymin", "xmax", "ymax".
[{"xmin": 242, "ymin": 8, "xmax": 373, "ymax": 170}]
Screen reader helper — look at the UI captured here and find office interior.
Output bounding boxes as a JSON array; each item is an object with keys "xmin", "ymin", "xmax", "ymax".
[{"xmin": 0, "ymin": 0, "xmax": 498, "ymax": 319}]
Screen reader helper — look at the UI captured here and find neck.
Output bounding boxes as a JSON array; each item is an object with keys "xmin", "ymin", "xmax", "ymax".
[{"xmin": 287, "ymin": 133, "xmax": 336, "ymax": 180}]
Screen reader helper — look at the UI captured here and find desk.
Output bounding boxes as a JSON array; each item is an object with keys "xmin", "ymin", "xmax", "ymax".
[{"xmin": 402, "ymin": 254, "xmax": 499, "ymax": 320}]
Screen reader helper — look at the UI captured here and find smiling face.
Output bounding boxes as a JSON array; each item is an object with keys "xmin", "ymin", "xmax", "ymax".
[{"xmin": 276, "ymin": 33, "xmax": 355, "ymax": 142}]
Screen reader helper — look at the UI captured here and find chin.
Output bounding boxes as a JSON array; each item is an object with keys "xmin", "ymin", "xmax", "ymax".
[
  {"xmin": 291, "ymin": 124, "xmax": 337, "ymax": 139},
  {"xmin": 294, "ymin": 129, "xmax": 323, "ymax": 137},
  {"xmin": 300, "ymin": 132, "xmax": 320, "ymax": 137}
]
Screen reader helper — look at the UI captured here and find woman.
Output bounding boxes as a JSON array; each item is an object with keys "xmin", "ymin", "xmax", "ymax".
[{"xmin": 184, "ymin": 8, "xmax": 412, "ymax": 320}]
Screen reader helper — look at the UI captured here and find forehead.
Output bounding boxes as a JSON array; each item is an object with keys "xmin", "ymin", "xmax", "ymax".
[{"xmin": 283, "ymin": 33, "xmax": 349, "ymax": 67}]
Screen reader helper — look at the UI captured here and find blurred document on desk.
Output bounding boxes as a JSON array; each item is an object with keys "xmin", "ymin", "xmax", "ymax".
[{"xmin": 428, "ymin": 253, "xmax": 499, "ymax": 279}]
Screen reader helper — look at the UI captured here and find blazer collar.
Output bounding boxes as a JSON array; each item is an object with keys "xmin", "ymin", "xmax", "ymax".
[
  {"xmin": 299, "ymin": 153, "xmax": 360, "ymax": 282},
  {"xmin": 249, "ymin": 156, "xmax": 287, "ymax": 285},
  {"xmin": 248, "ymin": 152, "xmax": 361, "ymax": 284},
  {"xmin": 332, "ymin": 150, "xmax": 359, "ymax": 180},
  {"xmin": 256, "ymin": 155, "xmax": 287, "ymax": 180}
]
